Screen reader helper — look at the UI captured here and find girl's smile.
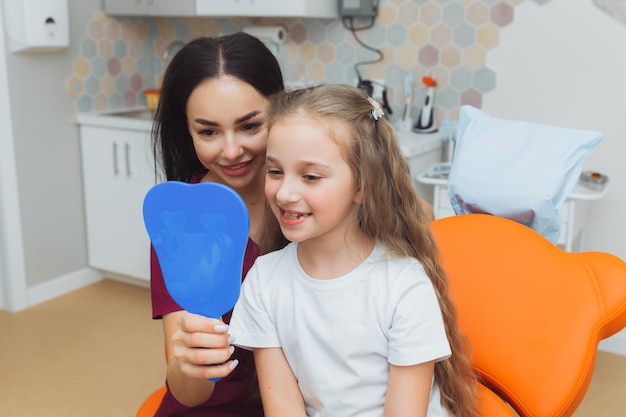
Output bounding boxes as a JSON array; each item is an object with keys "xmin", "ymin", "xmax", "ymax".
[{"xmin": 279, "ymin": 208, "xmax": 311, "ymax": 225}]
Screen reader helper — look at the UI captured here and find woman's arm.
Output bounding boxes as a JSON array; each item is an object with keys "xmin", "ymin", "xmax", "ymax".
[
  {"xmin": 254, "ymin": 347, "xmax": 307, "ymax": 417},
  {"xmin": 384, "ymin": 361, "xmax": 436, "ymax": 417},
  {"xmin": 162, "ymin": 311, "xmax": 238, "ymax": 406}
]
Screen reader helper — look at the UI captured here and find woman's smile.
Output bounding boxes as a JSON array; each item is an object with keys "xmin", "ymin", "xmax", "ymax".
[{"xmin": 219, "ymin": 159, "xmax": 255, "ymax": 177}]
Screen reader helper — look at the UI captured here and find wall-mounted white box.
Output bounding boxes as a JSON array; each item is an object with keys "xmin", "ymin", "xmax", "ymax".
[{"xmin": 2, "ymin": 0, "xmax": 69, "ymax": 53}]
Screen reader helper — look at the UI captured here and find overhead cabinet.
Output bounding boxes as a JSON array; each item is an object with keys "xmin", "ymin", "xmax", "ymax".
[
  {"xmin": 103, "ymin": 0, "xmax": 338, "ymax": 18},
  {"xmin": 103, "ymin": 0, "xmax": 196, "ymax": 16},
  {"xmin": 194, "ymin": 0, "xmax": 337, "ymax": 18}
]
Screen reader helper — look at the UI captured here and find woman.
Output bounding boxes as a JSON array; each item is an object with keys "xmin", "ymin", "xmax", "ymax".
[{"xmin": 149, "ymin": 32, "xmax": 287, "ymax": 416}]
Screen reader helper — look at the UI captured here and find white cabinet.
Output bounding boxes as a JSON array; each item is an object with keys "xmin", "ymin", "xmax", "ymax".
[
  {"xmin": 431, "ymin": 185, "xmax": 579, "ymax": 250},
  {"xmin": 195, "ymin": 0, "xmax": 338, "ymax": 18},
  {"xmin": 79, "ymin": 124, "xmax": 156, "ymax": 281},
  {"xmin": 415, "ymin": 169, "xmax": 610, "ymax": 252},
  {"xmin": 395, "ymin": 131, "xmax": 442, "ymax": 207},
  {"xmin": 103, "ymin": 0, "xmax": 338, "ymax": 18},
  {"xmin": 433, "ymin": 186, "xmax": 456, "ymax": 220},
  {"xmin": 103, "ymin": 0, "xmax": 196, "ymax": 16}
]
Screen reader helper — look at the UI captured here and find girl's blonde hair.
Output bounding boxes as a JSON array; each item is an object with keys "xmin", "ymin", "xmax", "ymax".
[{"xmin": 266, "ymin": 84, "xmax": 478, "ymax": 417}]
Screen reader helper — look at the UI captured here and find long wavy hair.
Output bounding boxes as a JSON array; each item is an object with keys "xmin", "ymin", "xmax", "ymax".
[
  {"xmin": 265, "ymin": 84, "xmax": 478, "ymax": 417},
  {"xmin": 152, "ymin": 32, "xmax": 287, "ymax": 253}
]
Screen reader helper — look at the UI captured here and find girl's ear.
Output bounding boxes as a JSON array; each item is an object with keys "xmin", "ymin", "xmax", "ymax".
[{"xmin": 353, "ymin": 187, "xmax": 363, "ymax": 204}]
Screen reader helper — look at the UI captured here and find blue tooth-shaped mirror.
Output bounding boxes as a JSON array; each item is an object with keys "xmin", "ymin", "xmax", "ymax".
[{"xmin": 142, "ymin": 181, "xmax": 249, "ymax": 321}]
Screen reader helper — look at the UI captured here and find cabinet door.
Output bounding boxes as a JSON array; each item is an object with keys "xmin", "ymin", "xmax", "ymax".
[
  {"xmin": 245, "ymin": 0, "xmax": 337, "ymax": 17},
  {"xmin": 104, "ymin": 0, "xmax": 195, "ymax": 16},
  {"xmin": 147, "ymin": 0, "xmax": 196, "ymax": 16},
  {"xmin": 103, "ymin": 0, "xmax": 147, "ymax": 15},
  {"xmin": 434, "ymin": 186, "xmax": 456, "ymax": 219},
  {"xmin": 195, "ymin": 0, "xmax": 338, "ymax": 18},
  {"xmin": 80, "ymin": 125, "xmax": 155, "ymax": 280},
  {"xmin": 194, "ymin": 0, "xmax": 247, "ymax": 16}
]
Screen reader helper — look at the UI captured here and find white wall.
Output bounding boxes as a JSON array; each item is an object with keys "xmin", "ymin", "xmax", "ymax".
[
  {"xmin": 0, "ymin": 0, "xmax": 103, "ymax": 310},
  {"xmin": 0, "ymin": 2, "xmax": 28, "ymax": 310},
  {"xmin": 484, "ymin": 0, "xmax": 626, "ymax": 258},
  {"xmin": 482, "ymin": 0, "xmax": 626, "ymax": 355}
]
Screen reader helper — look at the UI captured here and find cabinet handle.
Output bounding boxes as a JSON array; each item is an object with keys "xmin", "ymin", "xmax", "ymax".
[
  {"xmin": 112, "ymin": 142, "xmax": 119, "ymax": 176},
  {"xmin": 125, "ymin": 143, "xmax": 132, "ymax": 177}
]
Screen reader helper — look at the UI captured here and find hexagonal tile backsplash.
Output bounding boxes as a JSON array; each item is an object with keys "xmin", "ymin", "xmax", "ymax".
[{"xmin": 68, "ymin": 0, "xmax": 551, "ymax": 122}]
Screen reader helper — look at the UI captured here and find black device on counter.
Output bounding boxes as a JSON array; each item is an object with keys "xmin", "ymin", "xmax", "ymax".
[
  {"xmin": 339, "ymin": 0, "xmax": 378, "ymax": 18},
  {"xmin": 357, "ymin": 79, "xmax": 393, "ymax": 117}
]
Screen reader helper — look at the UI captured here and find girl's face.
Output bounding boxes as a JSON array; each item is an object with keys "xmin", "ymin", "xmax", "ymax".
[
  {"xmin": 186, "ymin": 76, "xmax": 269, "ymax": 195},
  {"xmin": 265, "ymin": 116, "xmax": 361, "ymax": 246}
]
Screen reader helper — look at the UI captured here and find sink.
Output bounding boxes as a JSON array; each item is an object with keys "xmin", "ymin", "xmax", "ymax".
[{"xmin": 107, "ymin": 109, "xmax": 156, "ymax": 120}]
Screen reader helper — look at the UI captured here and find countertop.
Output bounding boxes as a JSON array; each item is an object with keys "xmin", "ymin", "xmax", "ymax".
[
  {"xmin": 416, "ymin": 163, "xmax": 611, "ymax": 202},
  {"xmin": 76, "ymin": 107, "xmax": 154, "ymax": 132},
  {"xmin": 76, "ymin": 108, "xmax": 442, "ymax": 158},
  {"xmin": 395, "ymin": 130, "xmax": 442, "ymax": 159}
]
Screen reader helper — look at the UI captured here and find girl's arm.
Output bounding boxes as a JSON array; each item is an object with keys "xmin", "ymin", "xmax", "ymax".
[
  {"xmin": 384, "ymin": 360, "xmax": 436, "ymax": 417},
  {"xmin": 254, "ymin": 347, "xmax": 307, "ymax": 417},
  {"xmin": 162, "ymin": 311, "xmax": 237, "ymax": 406}
]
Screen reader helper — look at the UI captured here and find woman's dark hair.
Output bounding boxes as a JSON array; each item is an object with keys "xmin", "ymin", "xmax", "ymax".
[{"xmin": 152, "ymin": 32, "xmax": 285, "ymax": 181}]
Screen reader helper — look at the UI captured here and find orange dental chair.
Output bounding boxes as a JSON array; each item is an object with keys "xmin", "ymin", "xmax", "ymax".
[
  {"xmin": 431, "ymin": 214, "xmax": 626, "ymax": 417},
  {"xmin": 136, "ymin": 385, "xmax": 167, "ymax": 417},
  {"xmin": 137, "ymin": 213, "xmax": 626, "ymax": 416}
]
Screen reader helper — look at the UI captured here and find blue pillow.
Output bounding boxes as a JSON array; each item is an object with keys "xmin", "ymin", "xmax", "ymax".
[{"xmin": 447, "ymin": 106, "xmax": 603, "ymax": 244}]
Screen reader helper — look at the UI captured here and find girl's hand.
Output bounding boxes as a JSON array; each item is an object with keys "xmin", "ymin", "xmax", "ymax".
[{"xmin": 171, "ymin": 312, "xmax": 239, "ymax": 380}]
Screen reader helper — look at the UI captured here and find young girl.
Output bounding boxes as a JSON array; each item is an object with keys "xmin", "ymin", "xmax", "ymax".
[
  {"xmin": 150, "ymin": 33, "xmax": 287, "ymax": 416},
  {"xmin": 229, "ymin": 85, "xmax": 477, "ymax": 417}
]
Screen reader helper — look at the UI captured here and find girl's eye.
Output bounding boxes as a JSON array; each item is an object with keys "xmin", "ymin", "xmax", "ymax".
[
  {"xmin": 303, "ymin": 174, "xmax": 321, "ymax": 182},
  {"xmin": 266, "ymin": 168, "xmax": 282, "ymax": 177}
]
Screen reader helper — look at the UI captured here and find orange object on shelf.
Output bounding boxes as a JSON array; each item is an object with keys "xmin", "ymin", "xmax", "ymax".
[
  {"xmin": 144, "ymin": 89, "xmax": 160, "ymax": 110},
  {"xmin": 422, "ymin": 76, "xmax": 438, "ymax": 87}
]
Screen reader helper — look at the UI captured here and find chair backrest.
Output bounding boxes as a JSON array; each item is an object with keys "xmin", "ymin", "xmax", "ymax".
[{"xmin": 430, "ymin": 214, "xmax": 626, "ymax": 417}]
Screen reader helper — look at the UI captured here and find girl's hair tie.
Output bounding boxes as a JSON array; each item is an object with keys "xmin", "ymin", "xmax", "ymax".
[{"xmin": 367, "ymin": 97, "xmax": 384, "ymax": 121}]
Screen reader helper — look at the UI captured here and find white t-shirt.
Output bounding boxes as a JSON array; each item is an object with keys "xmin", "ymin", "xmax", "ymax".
[{"xmin": 229, "ymin": 243, "xmax": 451, "ymax": 417}]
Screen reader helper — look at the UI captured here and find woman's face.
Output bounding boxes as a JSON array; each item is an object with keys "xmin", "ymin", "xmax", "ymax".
[{"xmin": 186, "ymin": 76, "xmax": 270, "ymax": 195}]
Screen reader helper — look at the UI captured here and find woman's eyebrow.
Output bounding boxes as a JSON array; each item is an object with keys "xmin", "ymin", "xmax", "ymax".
[
  {"xmin": 235, "ymin": 110, "xmax": 262, "ymax": 124},
  {"xmin": 192, "ymin": 118, "xmax": 217, "ymax": 126},
  {"xmin": 192, "ymin": 110, "xmax": 262, "ymax": 126}
]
